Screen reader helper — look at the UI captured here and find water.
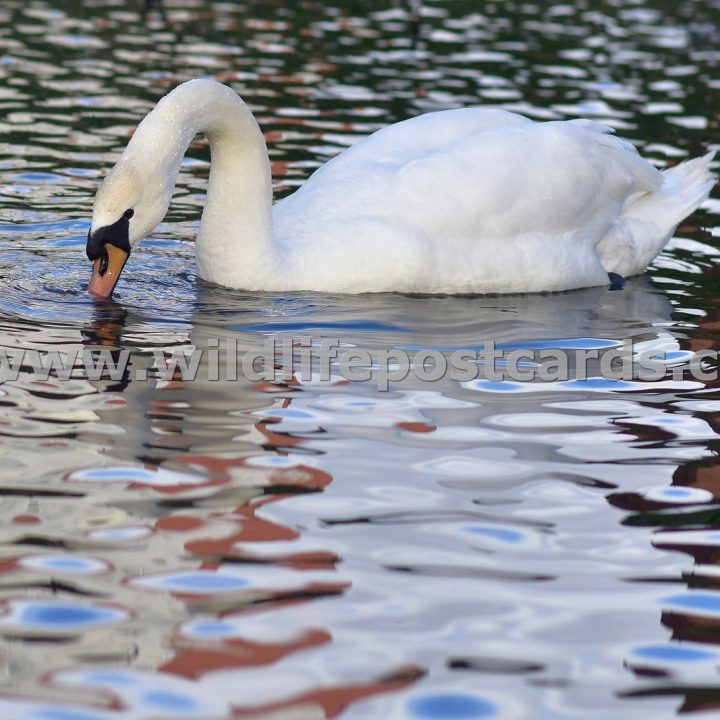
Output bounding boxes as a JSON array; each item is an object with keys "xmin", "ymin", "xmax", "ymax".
[{"xmin": 1, "ymin": 0, "xmax": 720, "ymax": 717}]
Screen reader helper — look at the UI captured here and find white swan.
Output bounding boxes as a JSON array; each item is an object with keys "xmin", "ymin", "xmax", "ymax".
[{"xmin": 86, "ymin": 78, "xmax": 715, "ymax": 297}]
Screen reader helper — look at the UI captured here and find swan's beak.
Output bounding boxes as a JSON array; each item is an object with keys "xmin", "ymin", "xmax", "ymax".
[{"xmin": 88, "ymin": 244, "xmax": 129, "ymax": 298}]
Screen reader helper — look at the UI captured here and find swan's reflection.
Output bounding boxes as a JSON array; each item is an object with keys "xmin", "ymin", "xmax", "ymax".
[{"xmin": 80, "ymin": 275, "xmax": 683, "ymax": 464}]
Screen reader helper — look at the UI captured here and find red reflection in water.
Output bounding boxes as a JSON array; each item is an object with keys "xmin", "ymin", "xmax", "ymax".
[
  {"xmin": 164, "ymin": 626, "xmax": 331, "ymax": 679},
  {"xmin": 231, "ymin": 665, "xmax": 423, "ymax": 719}
]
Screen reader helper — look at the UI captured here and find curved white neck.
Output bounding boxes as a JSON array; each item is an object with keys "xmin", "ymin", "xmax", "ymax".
[{"xmin": 128, "ymin": 80, "xmax": 277, "ymax": 289}]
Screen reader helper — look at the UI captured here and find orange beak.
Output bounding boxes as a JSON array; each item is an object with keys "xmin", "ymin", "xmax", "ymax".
[{"xmin": 88, "ymin": 244, "xmax": 129, "ymax": 298}]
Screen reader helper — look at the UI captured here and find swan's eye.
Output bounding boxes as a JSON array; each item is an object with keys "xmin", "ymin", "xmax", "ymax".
[
  {"xmin": 123, "ymin": 208, "xmax": 134, "ymax": 220},
  {"xmin": 98, "ymin": 249, "xmax": 109, "ymax": 277}
]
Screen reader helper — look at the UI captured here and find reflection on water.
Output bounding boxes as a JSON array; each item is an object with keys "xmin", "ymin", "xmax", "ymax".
[{"xmin": 1, "ymin": 0, "xmax": 720, "ymax": 718}]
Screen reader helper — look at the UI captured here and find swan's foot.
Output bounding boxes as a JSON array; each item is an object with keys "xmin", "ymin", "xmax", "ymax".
[{"xmin": 608, "ymin": 272, "xmax": 625, "ymax": 291}]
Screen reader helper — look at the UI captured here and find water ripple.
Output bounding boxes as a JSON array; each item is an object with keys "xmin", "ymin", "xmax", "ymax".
[{"xmin": 0, "ymin": 1, "xmax": 719, "ymax": 718}]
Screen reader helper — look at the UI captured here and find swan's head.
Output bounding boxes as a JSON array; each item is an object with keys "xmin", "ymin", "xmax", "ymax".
[{"xmin": 86, "ymin": 159, "xmax": 173, "ymax": 297}]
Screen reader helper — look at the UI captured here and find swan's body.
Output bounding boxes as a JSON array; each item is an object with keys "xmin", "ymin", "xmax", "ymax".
[{"xmin": 87, "ymin": 79, "xmax": 714, "ymax": 296}]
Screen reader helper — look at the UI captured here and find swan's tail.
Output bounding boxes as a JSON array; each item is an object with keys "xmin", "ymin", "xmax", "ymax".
[{"xmin": 598, "ymin": 151, "xmax": 716, "ymax": 277}]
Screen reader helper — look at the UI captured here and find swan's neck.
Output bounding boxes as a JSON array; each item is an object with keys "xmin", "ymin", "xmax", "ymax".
[{"xmin": 130, "ymin": 81, "xmax": 276, "ymax": 289}]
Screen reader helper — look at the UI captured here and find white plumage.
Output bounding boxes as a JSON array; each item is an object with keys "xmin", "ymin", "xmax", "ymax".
[{"xmin": 89, "ymin": 79, "xmax": 715, "ymax": 296}]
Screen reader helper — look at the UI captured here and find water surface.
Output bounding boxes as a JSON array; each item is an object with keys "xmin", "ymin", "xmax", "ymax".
[{"xmin": 1, "ymin": 1, "xmax": 720, "ymax": 718}]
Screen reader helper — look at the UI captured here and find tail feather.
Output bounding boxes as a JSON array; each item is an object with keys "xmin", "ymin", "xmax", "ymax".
[
  {"xmin": 654, "ymin": 151, "xmax": 716, "ymax": 222},
  {"xmin": 598, "ymin": 151, "xmax": 716, "ymax": 277}
]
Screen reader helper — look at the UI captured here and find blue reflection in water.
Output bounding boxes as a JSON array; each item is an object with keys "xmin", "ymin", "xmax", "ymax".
[
  {"xmin": 20, "ymin": 554, "xmax": 108, "ymax": 574},
  {"xmin": 0, "ymin": 601, "xmax": 128, "ymax": 632},
  {"xmin": 465, "ymin": 381, "xmax": 526, "ymax": 393},
  {"xmin": 559, "ymin": 378, "xmax": 635, "ymax": 390},
  {"xmin": 402, "ymin": 338, "xmax": 620, "ymax": 352},
  {"xmin": 185, "ymin": 620, "xmax": 237, "ymax": 637},
  {"xmin": 21, "ymin": 603, "xmax": 123, "ymax": 629},
  {"xmin": 142, "ymin": 690, "xmax": 200, "ymax": 713},
  {"xmin": 661, "ymin": 488, "xmax": 695, "ymax": 497},
  {"xmin": 633, "ymin": 645, "xmax": 718, "ymax": 662},
  {"xmin": 34, "ymin": 709, "xmax": 110, "ymax": 720},
  {"xmin": 45, "ymin": 558, "xmax": 94, "ymax": 570},
  {"xmin": 141, "ymin": 572, "xmax": 250, "ymax": 593},
  {"xmin": 408, "ymin": 693, "xmax": 497, "ymax": 719},
  {"xmin": 0, "ymin": 219, "xmax": 86, "ymax": 233},
  {"xmin": 234, "ymin": 320, "xmax": 409, "ymax": 332},
  {"xmin": 246, "ymin": 455, "xmax": 303, "ymax": 467},
  {"xmin": 73, "ymin": 468, "xmax": 157, "ymax": 481},
  {"xmin": 264, "ymin": 408, "xmax": 316, "ymax": 419},
  {"xmin": 463, "ymin": 526, "xmax": 524, "ymax": 544},
  {"xmin": 662, "ymin": 593, "xmax": 720, "ymax": 615},
  {"xmin": 640, "ymin": 486, "xmax": 713, "ymax": 505},
  {"xmin": 68, "ymin": 466, "xmax": 206, "ymax": 487},
  {"xmin": 86, "ymin": 672, "xmax": 139, "ymax": 686},
  {"xmin": 16, "ymin": 172, "xmax": 63, "ymax": 182},
  {"xmin": 498, "ymin": 338, "xmax": 620, "ymax": 350}
]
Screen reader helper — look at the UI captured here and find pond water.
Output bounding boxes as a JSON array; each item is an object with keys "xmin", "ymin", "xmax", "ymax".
[{"xmin": 2, "ymin": 0, "xmax": 720, "ymax": 718}]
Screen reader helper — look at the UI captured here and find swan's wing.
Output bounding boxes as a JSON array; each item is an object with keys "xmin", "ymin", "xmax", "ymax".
[
  {"xmin": 277, "ymin": 112, "xmax": 660, "ymax": 243},
  {"xmin": 274, "ymin": 108, "xmax": 532, "ymax": 235},
  {"xmin": 315, "ymin": 107, "xmax": 534, "ymax": 169},
  {"xmin": 273, "ymin": 110, "xmax": 664, "ymax": 292},
  {"xmin": 390, "ymin": 118, "xmax": 663, "ymax": 243}
]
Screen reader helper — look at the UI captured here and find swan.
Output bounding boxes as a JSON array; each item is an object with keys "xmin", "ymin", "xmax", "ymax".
[{"xmin": 86, "ymin": 78, "xmax": 715, "ymax": 297}]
